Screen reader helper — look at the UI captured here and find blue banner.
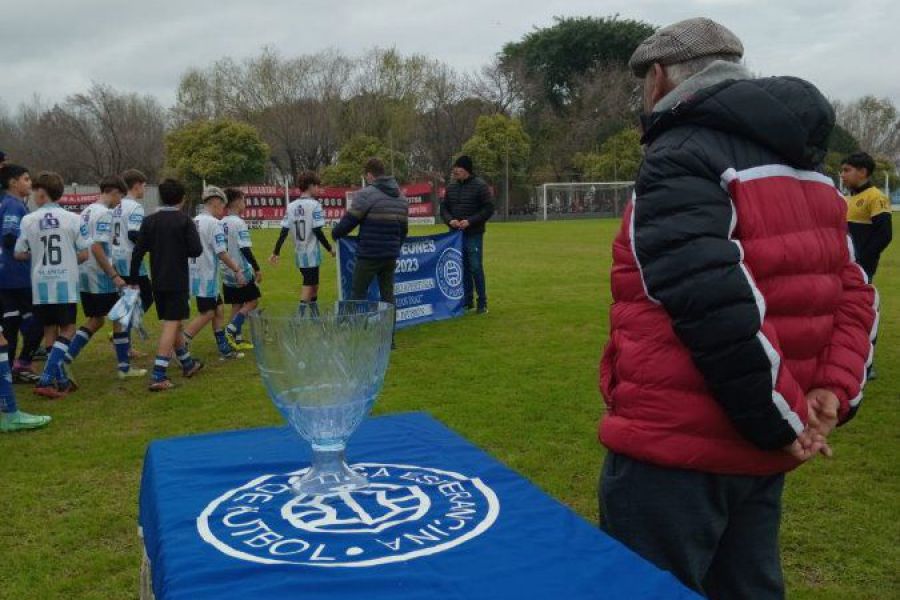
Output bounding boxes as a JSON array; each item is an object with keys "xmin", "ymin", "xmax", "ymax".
[{"xmin": 337, "ymin": 231, "xmax": 465, "ymax": 329}]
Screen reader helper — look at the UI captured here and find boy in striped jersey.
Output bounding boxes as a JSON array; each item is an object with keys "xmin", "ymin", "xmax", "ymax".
[
  {"xmin": 65, "ymin": 176, "xmax": 147, "ymax": 379},
  {"xmin": 110, "ymin": 169, "xmax": 152, "ymax": 359},
  {"xmin": 13, "ymin": 172, "xmax": 90, "ymax": 399},
  {"xmin": 183, "ymin": 187, "xmax": 246, "ymax": 359},
  {"xmin": 221, "ymin": 188, "xmax": 261, "ymax": 351},
  {"xmin": 269, "ymin": 172, "xmax": 333, "ymax": 313}
]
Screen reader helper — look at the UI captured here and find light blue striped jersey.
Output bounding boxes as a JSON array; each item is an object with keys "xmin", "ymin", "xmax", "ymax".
[
  {"xmin": 221, "ymin": 215, "xmax": 253, "ymax": 287},
  {"xmin": 79, "ymin": 202, "xmax": 117, "ymax": 294},
  {"xmin": 15, "ymin": 203, "xmax": 88, "ymax": 305},
  {"xmin": 111, "ymin": 197, "xmax": 147, "ymax": 277},
  {"xmin": 190, "ymin": 211, "xmax": 226, "ymax": 298},
  {"xmin": 281, "ymin": 197, "xmax": 326, "ymax": 269}
]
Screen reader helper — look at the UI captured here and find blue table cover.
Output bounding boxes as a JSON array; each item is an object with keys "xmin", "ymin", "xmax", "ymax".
[{"xmin": 139, "ymin": 412, "xmax": 698, "ymax": 599}]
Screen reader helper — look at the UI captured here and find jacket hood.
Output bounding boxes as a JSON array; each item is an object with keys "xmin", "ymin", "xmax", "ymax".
[
  {"xmin": 372, "ymin": 176, "xmax": 401, "ymax": 198},
  {"xmin": 644, "ymin": 73, "xmax": 835, "ymax": 169}
]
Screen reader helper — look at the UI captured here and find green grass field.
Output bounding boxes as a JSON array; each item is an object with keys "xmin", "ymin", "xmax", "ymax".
[{"xmin": 1, "ymin": 220, "xmax": 897, "ymax": 599}]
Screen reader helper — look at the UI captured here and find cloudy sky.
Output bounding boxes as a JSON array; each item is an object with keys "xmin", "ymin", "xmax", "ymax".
[{"xmin": 2, "ymin": 0, "xmax": 896, "ymax": 110}]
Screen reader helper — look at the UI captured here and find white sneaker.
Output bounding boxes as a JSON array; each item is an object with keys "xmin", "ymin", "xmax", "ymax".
[{"xmin": 117, "ymin": 368, "xmax": 148, "ymax": 379}]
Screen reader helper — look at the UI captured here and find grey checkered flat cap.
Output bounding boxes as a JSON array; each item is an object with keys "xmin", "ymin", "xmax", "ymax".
[{"xmin": 628, "ymin": 17, "xmax": 743, "ymax": 77}]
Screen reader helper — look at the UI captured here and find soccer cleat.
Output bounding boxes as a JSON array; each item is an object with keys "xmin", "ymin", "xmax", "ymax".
[
  {"xmin": 31, "ymin": 347, "xmax": 48, "ymax": 361},
  {"xmin": 149, "ymin": 378, "xmax": 177, "ymax": 392},
  {"xmin": 235, "ymin": 340, "xmax": 254, "ymax": 351},
  {"xmin": 117, "ymin": 368, "xmax": 148, "ymax": 380},
  {"xmin": 57, "ymin": 381, "xmax": 79, "ymax": 395},
  {"xmin": 219, "ymin": 351, "xmax": 245, "ymax": 361},
  {"xmin": 33, "ymin": 384, "xmax": 67, "ymax": 400},
  {"xmin": 183, "ymin": 359, "xmax": 205, "ymax": 378},
  {"xmin": 225, "ymin": 331, "xmax": 240, "ymax": 351},
  {"xmin": 12, "ymin": 368, "xmax": 41, "ymax": 384},
  {"xmin": 59, "ymin": 362, "xmax": 78, "ymax": 390},
  {"xmin": 0, "ymin": 410, "xmax": 52, "ymax": 433},
  {"xmin": 476, "ymin": 306, "xmax": 489, "ymax": 314}
]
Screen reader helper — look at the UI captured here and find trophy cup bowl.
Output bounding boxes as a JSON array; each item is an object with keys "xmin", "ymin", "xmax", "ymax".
[{"xmin": 248, "ymin": 301, "xmax": 395, "ymax": 495}]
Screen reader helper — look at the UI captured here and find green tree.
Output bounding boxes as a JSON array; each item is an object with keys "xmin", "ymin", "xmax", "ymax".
[
  {"xmin": 321, "ymin": 134, "xmax": 407, "ymax": 186},
  {"xmin": 460, "ymin": 115, "xmax": 531, "ymax": 184},
  {"xmin": 165, "ymin": 119, "xmax": 269, "ymax": 198},
  {"xmin": 572, "ymin": 128, "xmax": 642, "ymax": 181},
  {"xmin": 501, "ymin": 15, "xmax": 655, "ymax": 109},
  {"xmin": 828, "ymin": 123, "xmax": 860, "ymax": 155}
]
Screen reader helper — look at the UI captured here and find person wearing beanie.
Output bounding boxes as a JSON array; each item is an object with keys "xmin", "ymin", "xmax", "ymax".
[{"xmin": 440, "ymin": 155, "xmax": 494, "ymax": 313}]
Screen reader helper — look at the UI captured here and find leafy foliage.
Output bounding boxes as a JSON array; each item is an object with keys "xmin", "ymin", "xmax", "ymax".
[
  {"xmin": 572, "ymin": 128, "xmax": 642, "ymax": 181},
  {"xmin": 321, "ymin": 134, "xmax": 407, "ymax": 186},
  {"xmin": 501, "ymin": 16, "xmax": 654, "ymax": 109},
  {"xmin": 460, "ymin": 115, "xmax": 531, "ymax": 183},
  {"xmin": 165, "ymin": 119, "xmax": 269, "ymax": 197}
]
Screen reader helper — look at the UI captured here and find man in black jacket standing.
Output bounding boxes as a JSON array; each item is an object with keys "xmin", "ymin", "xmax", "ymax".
[
  {"xmin": 332, "ymin": 158, "xmax": 408, "ymax": 305},
  {"xmin": 441, "ymin": 155, "xmax": 494, "ymax": 313}
]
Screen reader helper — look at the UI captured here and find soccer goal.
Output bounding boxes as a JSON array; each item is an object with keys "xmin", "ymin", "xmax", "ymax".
[{"xmin": 535, "ymin": 181, "xmax": 635, "ymax": 221}]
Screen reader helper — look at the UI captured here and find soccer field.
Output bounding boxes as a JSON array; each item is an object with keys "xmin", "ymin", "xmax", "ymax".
[{"xmin": 1, "ymin": 220, "xmax": 897, "ymax": 598}]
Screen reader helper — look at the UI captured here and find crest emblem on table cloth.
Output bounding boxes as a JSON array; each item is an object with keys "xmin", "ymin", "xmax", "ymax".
[{"xmin": 197, "ymin": 463, "xmax": 500, "ymax": 567}]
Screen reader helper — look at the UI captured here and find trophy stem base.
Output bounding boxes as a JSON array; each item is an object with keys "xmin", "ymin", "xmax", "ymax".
[{"xmin": 292, "ymin": 447, "xmax": 368, "ymax": 496}]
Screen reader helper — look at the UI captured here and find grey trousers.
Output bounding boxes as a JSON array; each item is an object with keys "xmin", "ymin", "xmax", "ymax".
[{"xmin": 599, "ymin": 451, "xmax": 786, "ymax": 599}]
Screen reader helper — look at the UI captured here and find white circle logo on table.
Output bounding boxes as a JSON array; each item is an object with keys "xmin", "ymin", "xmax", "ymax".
[
  {"xmin": 197, "ymin": 463, "xmax": 500, "ymax": 567},
  {"xmin": 436, "ymin": 248, "xmax": 464, "ymax": 300}
]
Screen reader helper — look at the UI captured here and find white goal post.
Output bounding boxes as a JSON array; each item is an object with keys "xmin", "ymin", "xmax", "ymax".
[{"xmin": 537, "ymin": 181, "xmax": 635, "ymax": 221}]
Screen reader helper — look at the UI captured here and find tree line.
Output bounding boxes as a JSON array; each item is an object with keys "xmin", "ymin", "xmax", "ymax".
[{"xmin": 1, "ymin": 16, "xmax": 898, "ymax": 205}]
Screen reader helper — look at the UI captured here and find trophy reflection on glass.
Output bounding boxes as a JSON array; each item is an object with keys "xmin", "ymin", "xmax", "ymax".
[{"xmin": 248, "ymin": 301, "xmax": 395, "ymax": 495}]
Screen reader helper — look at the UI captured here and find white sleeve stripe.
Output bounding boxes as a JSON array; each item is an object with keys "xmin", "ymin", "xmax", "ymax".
[
  {"xmin": 629, "ymin": 192, "xmax": 661, "ymax": 305},
  {"xmin": 844, "ymin": 236, "xmax": 880, "ymax": 409}
]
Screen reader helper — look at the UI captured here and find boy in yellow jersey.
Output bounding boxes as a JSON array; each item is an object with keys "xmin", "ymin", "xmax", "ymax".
[
  {"xmin": 841, "ymin": 152, "xmax": 892, "ymax": 281},
  {"xmin": 841, "ymin": 151, "xmax": 892, "ymax": 380}
]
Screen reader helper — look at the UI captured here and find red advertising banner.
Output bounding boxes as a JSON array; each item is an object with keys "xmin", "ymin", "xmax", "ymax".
[
  {"xmin": 59, "ymin": 194, "xmax": 101, "ymax": 213},
  {"xmin": 240, "ymin": 182, "xmax": 438, "ymax": 227}
]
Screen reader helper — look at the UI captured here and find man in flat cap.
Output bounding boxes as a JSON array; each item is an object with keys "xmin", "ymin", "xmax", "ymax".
[{"xmin": 597, "ymin": 17, "xmax": 878, "ymax": 598}]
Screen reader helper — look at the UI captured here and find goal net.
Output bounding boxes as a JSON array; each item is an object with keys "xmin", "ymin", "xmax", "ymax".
[{"xmin": 535, "ymin": 181, "xmax": 634, "ymax": 220}]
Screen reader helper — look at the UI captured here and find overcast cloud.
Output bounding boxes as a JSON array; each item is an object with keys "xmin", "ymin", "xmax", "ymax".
[{"xmin": 1, "ymin": 0, "xmax": 896, "ymax": 110}]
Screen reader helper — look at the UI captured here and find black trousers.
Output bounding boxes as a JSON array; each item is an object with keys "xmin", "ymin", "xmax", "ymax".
[
  {"xmin": 350, "ymin": 258, "xmax": 396, "ymax": 304},
  {"xmin": 599, "ymin": 451, "xmax": 786, "ymax": 599}
]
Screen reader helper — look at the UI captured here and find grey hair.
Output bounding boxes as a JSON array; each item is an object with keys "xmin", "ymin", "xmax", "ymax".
[{"xmin": 664, "ymin": 54, "xmax": 742, "ymax": 86}]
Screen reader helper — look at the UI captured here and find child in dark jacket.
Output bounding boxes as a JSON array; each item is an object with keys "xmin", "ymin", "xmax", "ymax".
[{"xmin": 127, "ymin": 178, "xmax": 204, "ymax": 392}]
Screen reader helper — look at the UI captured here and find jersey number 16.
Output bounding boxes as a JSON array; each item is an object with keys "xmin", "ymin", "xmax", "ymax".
[{"xmin": 40, "ymin": 234, "xmax": 62, "ymax": 266}]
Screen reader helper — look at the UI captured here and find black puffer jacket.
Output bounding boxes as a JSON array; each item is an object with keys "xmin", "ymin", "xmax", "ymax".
[
  {"xmin": 441, "ymin": 175, "xmax": 494, "ymax": 234},
  {"xmin": 332, "ymin": 176, "xmax": 408, "ymax": 260}
]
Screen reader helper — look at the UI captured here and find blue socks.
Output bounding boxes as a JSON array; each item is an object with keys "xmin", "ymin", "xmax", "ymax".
[
  {"xmin": 214, "ymin": 329, "xmax": 229, "ymax": 354},
  {"xmin": 175, "ymin": 346, "xmax": 194, "ymax": 372},
  {"xmin": 40, "ymin": 336, "xmax": 70, "ymax": 387},
  {"xmin": 0, "ymin": 344, "xmax": 17, "ymax": 413},
  {"xmin": 113, "ymin": 332, "xmax": 131, "ymax": 373},
  {"xmin": 226, "ymin": 313, "xmax": 246, "ymax": 337},
  {"xmin": 152, "ymin": 356, "xmax": 170, "ymax": 382},
  {"xmin": 65, "ymin": 327, "xmax": 92, "ymax": 363}
]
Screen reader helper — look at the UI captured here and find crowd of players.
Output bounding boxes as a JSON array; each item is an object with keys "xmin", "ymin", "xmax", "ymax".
[{"xmin": 0, "ymin": 165, "xmax": 334, "ymax": 432}]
